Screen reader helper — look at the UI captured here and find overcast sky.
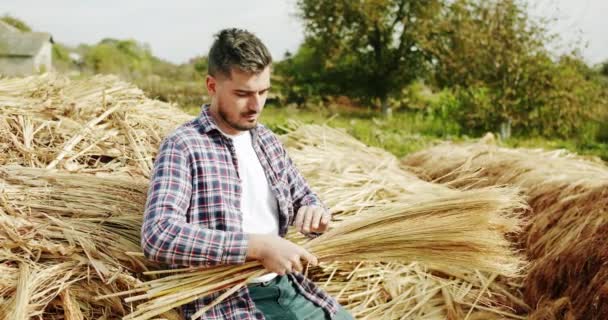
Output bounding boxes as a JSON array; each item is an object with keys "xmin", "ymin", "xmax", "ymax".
[{"xmin": 2, "ymin": 0, "xmax": 607, "ymax": 65}]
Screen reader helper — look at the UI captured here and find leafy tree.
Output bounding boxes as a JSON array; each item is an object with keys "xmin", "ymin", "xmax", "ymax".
[
  {"xmin": 82, "ymin": 39, "xmax": 155, "ymax": 77},
  {"xmin": 274, "ymin": 42, "xmax": 332, "ymax": 106},
  {"xmin": 422, "ymin": 0, "xmax": 604, "ymax": 138},
  {"xmin": 294, "ymin": 0, "xmax": 443, "ymax": 114}
]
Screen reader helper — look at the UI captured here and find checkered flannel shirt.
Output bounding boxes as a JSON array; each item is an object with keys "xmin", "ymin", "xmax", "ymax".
[{"xmin": 141, "ymin": 105, "xmax": 340, "ymax": 319}]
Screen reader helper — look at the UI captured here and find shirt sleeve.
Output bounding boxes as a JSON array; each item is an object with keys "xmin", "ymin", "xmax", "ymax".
[{"xmin": 141, "ymin": 135, "xmax": 249, "ymax": 267}]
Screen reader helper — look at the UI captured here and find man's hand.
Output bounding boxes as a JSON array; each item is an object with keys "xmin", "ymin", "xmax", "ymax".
[
  {"xmin": 247, "ymin": 234, "xmax": 318, "ymax": 275},
  {"xmin": 294, "ymin": 206, "xmax": 331, "ymax": 234}
]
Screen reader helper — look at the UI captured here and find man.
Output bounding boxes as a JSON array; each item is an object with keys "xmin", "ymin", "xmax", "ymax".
[{"xmin": 141, "ymin": 28, "xmax": 353, "ymax": 320}]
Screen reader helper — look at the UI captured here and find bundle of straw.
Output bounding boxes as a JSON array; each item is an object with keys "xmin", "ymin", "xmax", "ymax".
[
  {"xmin": 401, "ymin": 139, "xmax": 608, "ymax": 257},
  {"xmin": 0, "ymin": 165, "xmax": 149, "ymax": 272},
  {"xmin": 401, "ymin": 139, "xmax": 608, "ymax": 319},
  {"xmin": 114, "ymin": 187, "xmax": 525, "ymax": 320},
  {"xmin": 0, "ymin": 73, "xmax": 193, "ymax": 177},
  {"xmin": 0, "ymin": 165, "xmax": 180, "ymax": 320}
]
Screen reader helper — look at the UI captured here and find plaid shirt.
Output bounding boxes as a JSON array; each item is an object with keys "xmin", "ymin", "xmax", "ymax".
[{"xmin": 141, "ymin": 105, "xmax": 340, "ymax": 319}]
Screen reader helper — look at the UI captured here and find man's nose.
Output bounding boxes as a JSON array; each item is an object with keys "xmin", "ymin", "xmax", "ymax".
[{"xmin": 248, "ymin": 94, "xmax": 263, "ymax": 111}]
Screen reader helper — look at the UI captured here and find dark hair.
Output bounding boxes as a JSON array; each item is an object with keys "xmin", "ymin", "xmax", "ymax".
[{"xmin": 208, "ymin": 28, "xmax": 272, "ymax": 78}]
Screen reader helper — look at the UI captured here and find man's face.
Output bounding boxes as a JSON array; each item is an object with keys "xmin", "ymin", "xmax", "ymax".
[{"xmin": 207, "ymin": 66, "xmax": 271, "ymax": 135}]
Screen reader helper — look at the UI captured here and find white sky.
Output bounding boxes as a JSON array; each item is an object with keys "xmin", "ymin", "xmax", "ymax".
[{"xmin": 2, "ymin": 0, "xmax": 607, "ymax": 65}]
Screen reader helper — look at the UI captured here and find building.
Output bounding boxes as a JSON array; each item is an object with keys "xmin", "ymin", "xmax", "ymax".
[{"xmin": 0, "ymin": 20, "xmax": 54, "ymax": 76}]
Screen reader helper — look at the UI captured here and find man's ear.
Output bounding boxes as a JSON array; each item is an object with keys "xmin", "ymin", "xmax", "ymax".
[{"xmin": 206, "ymin": 75, "xmax": 216, "ymax": 96}]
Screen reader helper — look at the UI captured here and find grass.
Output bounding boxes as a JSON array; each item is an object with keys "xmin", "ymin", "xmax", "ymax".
[
  {"xmin": 183, "ymin": 102, "xmax": 607, "ymax": 162},
  {"xmin": 184, "ymin": 103, "xmax": 447, "ymax": 157}
]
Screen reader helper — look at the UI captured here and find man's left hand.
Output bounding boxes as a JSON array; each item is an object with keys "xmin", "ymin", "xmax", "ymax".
[{"xmin": 294, "ymin": 206, "xmax": 331, "ymax": 234}]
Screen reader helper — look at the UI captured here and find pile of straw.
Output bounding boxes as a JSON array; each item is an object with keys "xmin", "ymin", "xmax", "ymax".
[
  {"xmin": 0, "ymin": 73, "xmax": 192, "ymax": 177},
  {"xmin": 0, "ymin": 74, "xmax": 189, "ymax": 319},
  {"xmin": 401, "ymin": 138, "xmax": 608, "ymax": 319},
  {"xmin": 0, "ymin": 162, "xmax": 526, "ymax": 320},
  {"xmin": 282, "ymin": 125, "xmax": 530, "ymax": 318},
  {"xmin": 1, "ymin": 74, "xmax": 529, "ymax": 319},
  {"xmin": 280, "ymin": 123, "xmax": 469, "ymax": 219},
  {"xmin": 0, "ymin": 165, "xmax": 180, "ymax": 319},
  {"xmin": 311, "ymin": 262, "xmax": 523, "ymax": 320}
]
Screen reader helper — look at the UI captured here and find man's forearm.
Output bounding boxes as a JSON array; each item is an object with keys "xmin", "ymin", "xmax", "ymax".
[{"xmin": 141, "ymin": 215, "xmax": 249, "ymax": 267}]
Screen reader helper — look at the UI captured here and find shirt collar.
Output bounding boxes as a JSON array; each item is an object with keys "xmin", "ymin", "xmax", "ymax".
[
  {"xmin": 196, "ymin": 104, "xmax": 220, "ymax": 134},
  {"xmin": 197, "ymin": 104, "xmax": 260, "ymax": 138}
]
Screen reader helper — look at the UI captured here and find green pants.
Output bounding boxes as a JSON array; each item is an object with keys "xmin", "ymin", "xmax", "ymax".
[{"xmin": 248, "ymin": 275, "xmax": 354, "ymax": 320}]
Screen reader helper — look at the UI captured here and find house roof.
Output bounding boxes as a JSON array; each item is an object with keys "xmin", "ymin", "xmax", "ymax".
[
  {"xmin": 0, "ymin": 20, "xmax": 20, "ymax": 33},
  {"xmin": 0, "ymin": 21, "xmax": 53, "ymax": 57}
]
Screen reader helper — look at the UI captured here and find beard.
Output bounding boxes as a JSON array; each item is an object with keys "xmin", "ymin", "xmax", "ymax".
[{"xmin": 218, "ymin": 105, "xmax": 258, "ymax": 132}]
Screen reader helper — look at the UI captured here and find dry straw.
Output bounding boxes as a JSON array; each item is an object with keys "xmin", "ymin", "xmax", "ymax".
[
  {"xmin": 1, "ymin": 74, "xmax": 530, "ymax": 319},
  {"xmin": 281, "ymin": 123, "xmax": 471, "ymax": 219},
  {"xmin": 0, "ymin": 165, "xmax": 181, "ymax": 320},
  {"xmin": 112, "ymin": 124, "xmax": 527, "ymax": 320},
  {"xmin": 310, "ymin": 262, "xmax": 525, "ymax": 320},
  {"xmin": 284, "ymin": 125, "xmax": 532, "ymax": 318},
  {"xmin": 113, "ymin": 187, "xmax": 526, "ymax": 320},
  {"xmin": 0, "ymin": 73, "xmax": 192, "ymax": 177},
  {"xmin": 402, "ymin": 136, "xmax": 608, "ymax": 319}
]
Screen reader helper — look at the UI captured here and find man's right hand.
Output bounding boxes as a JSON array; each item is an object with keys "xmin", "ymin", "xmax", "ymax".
[{"xmin": 246, "ymin": 234, "xmax": 318, "ymax": 275}]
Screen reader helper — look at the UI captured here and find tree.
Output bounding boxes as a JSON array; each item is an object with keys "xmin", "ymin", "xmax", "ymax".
[
  {"xmin": 421, "ymin": 0, "xmax": 604, "ymax": 138},
  {"xmin": 294, "ymin": 0, "xmax": 443, "ymax": 114},
  {"xmin": 82, "ymin": 39, "xmax": 155, "ymax": 77}
]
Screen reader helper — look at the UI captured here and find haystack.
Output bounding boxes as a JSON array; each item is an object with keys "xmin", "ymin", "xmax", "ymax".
[
  {"xmin": 0, "ymin": 73, "xmax": 192, "ymax": 177},
  {"xmin": 283, "ymin": 125, "xmax": 530, "ymax": 319},
  {"xmin": 0, "ymin": 163, "xmax": 527, "ymax": 320},
  {"xmin": 0, "ymin": 165, "xmax": 180, "ymax": 320},
  {"xmin": 0, "ymin": 73, "xmax": 190, "ymax": 319},
  {"xmin": 1, "ymin": 74, "xmax": 528, "ymax": 319},
  {"xmin": 401, "ymin": 139, "xmax": 608, "ymax": 319}
]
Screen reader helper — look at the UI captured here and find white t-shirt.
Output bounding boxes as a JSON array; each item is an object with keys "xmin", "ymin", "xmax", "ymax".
[{"xmin": 223, "ymin": 130, "xmax": 279, "ymax": 283}]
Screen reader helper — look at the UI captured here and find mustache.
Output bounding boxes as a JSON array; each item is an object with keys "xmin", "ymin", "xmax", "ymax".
[{"xmin": 242, "ymin": 111, "xmax": 258, "ymax": 116}]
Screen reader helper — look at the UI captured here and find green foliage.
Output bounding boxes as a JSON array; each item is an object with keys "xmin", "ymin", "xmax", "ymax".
[
  {"xmin": 600, "ymin": 60, "xmax": 608, "ymax": 78},
  {"xmin": 422, "ymin": 0, "xmax": 606, "ymax": 139},
  {"xmin": 52, "ymin": 43, "xmax": 70, "ymax": 61},
  {"xmin": 388, "ymin": 80, "xmax": 439, "ymax": 110},
  {"xmin": 258, "ymin": 105, "xmax": 443, "ymax": 157},
  {"xmin": 1, "ymin": 14, "xmax": 31, "ymax": 32},
  {"xmin": 291, "ymin": 0, "xmax": 443, "ymax": 112},
  {"xmin": 274, "ymin": 44, "xmax": 329, "ymax": 106},
  {"xmin": 135, "ymin": 56, "xmax": 208, "ymax": 109},
  {"xmin": 78, "ymin": 39, "xmax": 209, "ymax": 109},
  {"xmin": 51, "ymin": 43, "xmax": 75, "ymax": 72},
  {"xmin": 138, "ymin": 78, "xmax": 206, "ymax": 110},
  {"xmin": 598, "ymin": 122, "xmax": 608, "ymax": 143},
  {"xmin": 254, "ymin": 105, "xmax": 607, "ymax": 161},
  {"xmin": 82, "ymin": 39, "xmax": 155, "ymax": 76},
  {"xmin": 191, "ymin": 56, "xmax": 208, "ymax": 76}
]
